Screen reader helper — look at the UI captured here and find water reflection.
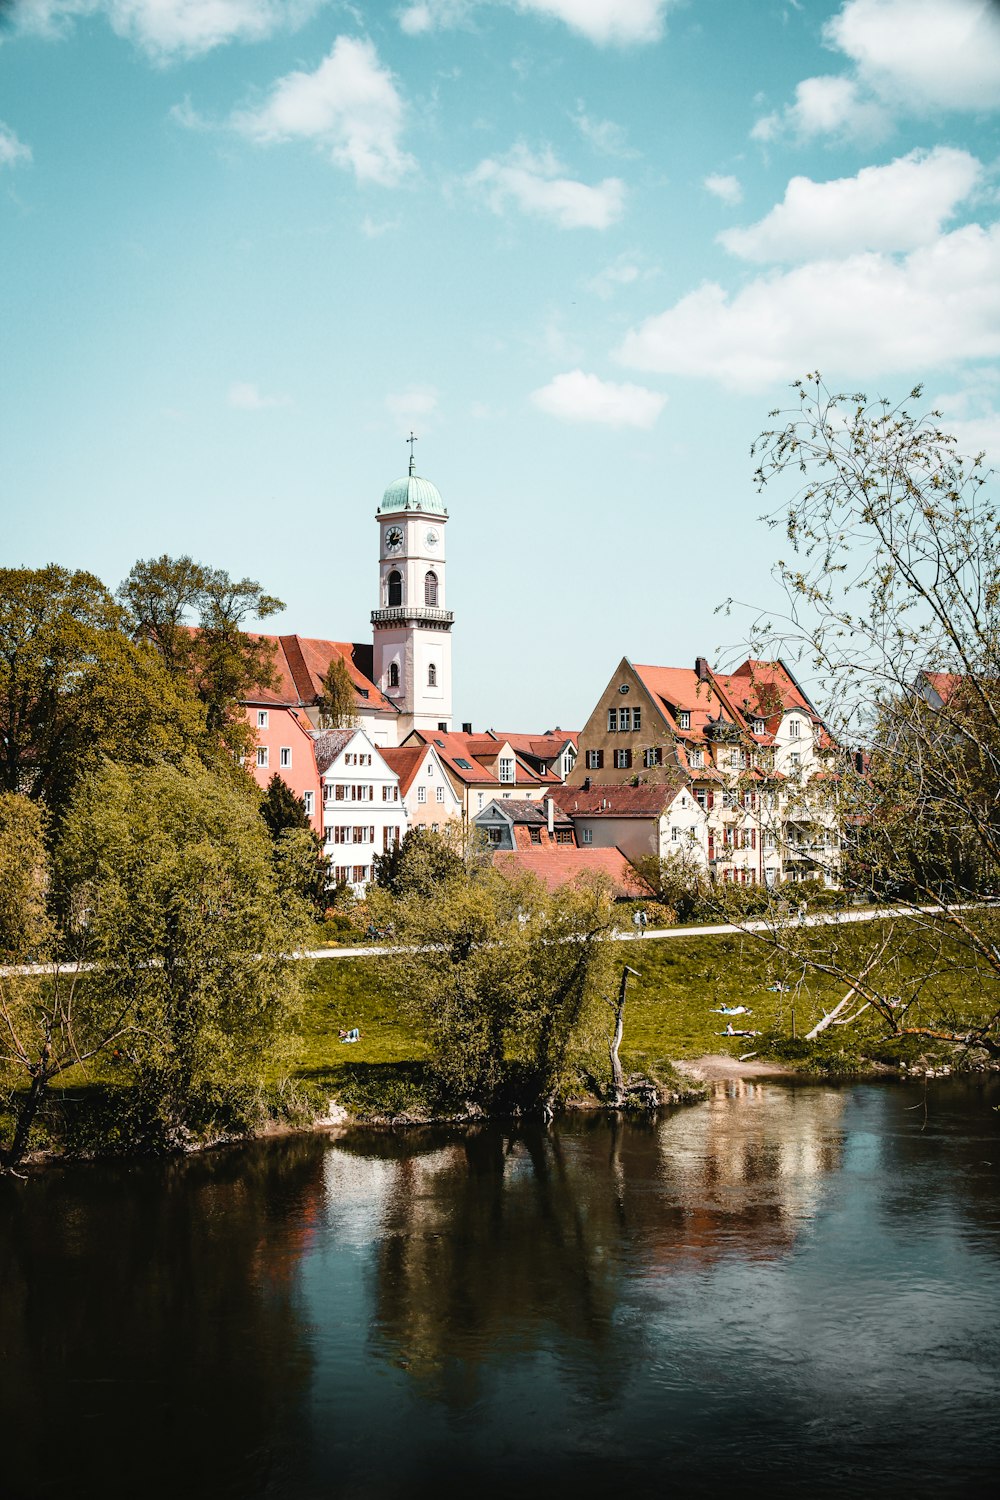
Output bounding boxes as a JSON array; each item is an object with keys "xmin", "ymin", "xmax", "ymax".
[
  {"xmin": 0, "ymin": 1138, "xmax": 326, "ymax": 1500},
  {"xmin": 1, "ymin": 1082, "xmax": 998, "ymax": 1498},
  {"xmin": 337, "ymin": 1085, "xmax": 847, "ymax": 1397}
]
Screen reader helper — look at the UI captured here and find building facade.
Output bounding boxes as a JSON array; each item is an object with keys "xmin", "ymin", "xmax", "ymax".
[
  {"xmin": 314, "ymin": 727, "xmax": 404, "ymax": 894},
  {"xmin": 372, "ymin": 455, "xmax": 454, "ymax": 738}
]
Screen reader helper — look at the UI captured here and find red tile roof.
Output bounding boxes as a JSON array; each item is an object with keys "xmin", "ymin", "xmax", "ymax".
[
  {"xmin": 552, "ymin": 781, "xmax": 686, "ymax": 817},
  {"xmin": 245, "ymin": 635, "xmax": 394, "ymax": 714},
  {"xmin": 405, "ymin": 730, "xmax": 550, "ymax": 789},
  {"xmin": 493, "ymin": 846, "xmax": 651, "ymax": 897},
  {"xmin": 919, "ymin": 670, "xmax": 964, "ymax": 705},
  {"xmin": 492, "ymin": 731, "xmax": 579, "ymax": 758},
  {"xmin": 631, "ymin": 663, "xmax": 735, "ymax": 739},
  {"xmin": 479, "ymin": 798, "xmax": 573, "ymax": 827},
  {"xmin": 380, "ymin": 746, "xmax": 427, "ymax": 797}
]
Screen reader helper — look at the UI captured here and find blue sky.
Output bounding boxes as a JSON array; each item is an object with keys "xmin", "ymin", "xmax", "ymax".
[{"xmin": 2, "ymin": 0, "xmax": 999, "ymax": 730}]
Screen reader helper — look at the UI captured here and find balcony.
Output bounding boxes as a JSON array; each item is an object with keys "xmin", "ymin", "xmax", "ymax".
[{"xmin": 371, "ymin": 605, "xmax": 454, "ymax": 629}]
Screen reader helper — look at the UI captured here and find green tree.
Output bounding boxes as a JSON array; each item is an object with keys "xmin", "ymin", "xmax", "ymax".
[
  {"xmin": 372, "ymin": 824, "xmax": 466, "ymax": 897},
  {"xmin": 736, "ymin": 374, "xmax": 1000, "ymax": 1054},
  {"xmin": 367, "ymin": 856, "xmax": 621, "ymax": 1108},
  {"xmin": 119, "ymin": 554, "xmax": 284, "ymax": 759},
  {"xmin": 0, "ymin": 793, "xmax": 134, "ymax": 1173},
  {"xmin": 0, "ymin": 565, "xmax": 204, "ymax": 820},
  {"xmin": 316, "ymin": 652, "xmax": 358, "ymax": 730},
  {"xmin": 56, "ymin": 760, "xmax": 312, "ymax": 1146},
  {"xmin": 259, "ymin": 774, "xmax": 328, "ymax": 915}
]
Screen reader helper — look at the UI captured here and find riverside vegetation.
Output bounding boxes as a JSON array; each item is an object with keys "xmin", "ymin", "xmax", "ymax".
[{"xmin": 5, "ymin": 378, "xmax": 1000, "ymax": 1168}]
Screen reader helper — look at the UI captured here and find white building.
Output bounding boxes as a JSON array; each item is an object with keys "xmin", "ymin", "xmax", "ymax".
[
  {"xmin": 372, "ymin": 451, "xmax": 453, "ymax": 738},
  {"xmin": 381, "ymin": 743, "xmax": 464, "ymax": 832},
  {"xmin": 315, "ymin": 727, "xmax": 405, "ymax": 894}
]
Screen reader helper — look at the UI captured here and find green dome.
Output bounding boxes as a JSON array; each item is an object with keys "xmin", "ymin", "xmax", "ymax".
[{"xmin": 377, "ymin": 473, "xmax": 447, "ymax": 516}]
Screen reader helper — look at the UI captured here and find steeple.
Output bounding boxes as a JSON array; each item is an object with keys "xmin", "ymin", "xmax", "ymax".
[{"xmin": 372, "ymin": 448, "xmax": 454, "ymax": 738}]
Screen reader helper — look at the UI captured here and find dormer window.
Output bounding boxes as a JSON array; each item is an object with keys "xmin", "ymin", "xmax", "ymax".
[
  {"xmin": 499, "ymin": 757, "xmax": 515, "ymax": 784},
  {"xmin": 424, "ymin": 570, "xmax": 439, "ymax": 606},
  {"xmin": 677, "ymin": 710, "xmax": 691, "ymax": 730},
  {"xmin": 753, "ymin": 718, "xmax": 765, "ymax": 735},
  {"xmin": 387, "ymin": 570, "xmax": 402, "ymax": 607},
  {"xmin": 789, "ymin": 718, "xmax": 801, "ymax": 739}
]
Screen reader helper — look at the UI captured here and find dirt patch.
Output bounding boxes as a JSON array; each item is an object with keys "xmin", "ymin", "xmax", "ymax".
[{"xmin": 676, "ymin": 1053, "xmax": 796, "ymax": 1082}]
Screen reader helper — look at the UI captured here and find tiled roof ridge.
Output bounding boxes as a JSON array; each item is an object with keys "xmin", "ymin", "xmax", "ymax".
[
  {"xmin": 278, "ymin": 634, "xmax": 317, "ymax": 705},
  {"xmin": 380, "ymin": 745, "xmax": 426, "ymax": 796},
  {"xmin": 313, "ymin": 727, "xmax": 357, "ymax": 774}
]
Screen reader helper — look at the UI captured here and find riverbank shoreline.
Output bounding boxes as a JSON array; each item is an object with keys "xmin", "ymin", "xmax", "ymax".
[{"xmin": 16, "ymin": 1050, "xmax": 999, "ymax": 1174}]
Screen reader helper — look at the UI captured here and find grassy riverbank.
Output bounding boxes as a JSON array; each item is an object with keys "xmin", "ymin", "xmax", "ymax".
[
  {"xmin": 8, "ymin": 916, "xmax": 994, "ymax": 1158},
  {"xmin": 295, "ymin": 917, "xmax": 996, "ymax": 1116}
]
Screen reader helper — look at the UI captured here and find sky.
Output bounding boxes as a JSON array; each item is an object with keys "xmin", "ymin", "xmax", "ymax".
[{"xmin": 2, "ymin": 0, "xmax": 1000, "ymax": 732}]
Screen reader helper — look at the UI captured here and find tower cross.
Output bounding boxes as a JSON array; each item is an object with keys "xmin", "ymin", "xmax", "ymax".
[{"xmin": 407, "ymin": 431, "xmax": 418, "ymax": 475}]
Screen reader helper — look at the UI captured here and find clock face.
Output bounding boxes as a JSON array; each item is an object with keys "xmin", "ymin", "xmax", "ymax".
[
  {"xmin": 385, "ymin": 525, "xmax": 404, "ymax": 554},
  {"xmin": 425, "ymin": 527, "xmax": 439, "ymax": 548}
]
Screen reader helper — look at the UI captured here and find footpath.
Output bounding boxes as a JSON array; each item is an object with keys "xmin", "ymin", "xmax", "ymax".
[{"xmin": 0, "ymin": 903, "xmax": 973, "ymax": 978}]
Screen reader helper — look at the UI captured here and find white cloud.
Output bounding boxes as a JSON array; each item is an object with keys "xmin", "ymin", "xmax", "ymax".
[
  {"xmin": 16, "ymin": 1, "xmax": 326, "ymax": 61},
  {"xmin": 228, "ymin": 382, "xmax": 292, "ymax": 410},
  {"xmin": 752, "ymin": 75, "xmax": 888, "ymax": 143},
  {"xmin": 0, "ymin": 122, "xmax": 32, "ymax": 168},
  {"xmin": 467, "ymin": 145, "xmax": 624, "ymax": 229},
  {"xmin": 395, "ymin": 0, "xmax": 671, "ymax": 45},
  {"xmin": 397, "ymin": 0, "xmax": 473, "ymax": 33},
  {"xmin": 931, "ymin": 376, "xmax": 1000, "ymax": 461},
  {"xmin": 586, "ymin": 259, "xmax": 641, "ymax": 298},
  {"xmin": 617, "ymin": 222, "xmax": 1000, "ymax": 392},
  {"xmin": 361, "ymin": 214, "xmax": 400, "ymax": 237},
  {"xmin": 386, "ymin": 386, "xmax": 438, "ymax": 423},
  {"xmin": 704, "ymin": 173, "xmax": 742, "ymax": 205},
  {"xmin": 231, "ymin": 36, "xmax": 415, "ymax": 187},
  {"xmin": 516, "ymin": 0, "xmax": 672, "ymax": 46},
  {"xmin": 720, "ymin": 148, "xmax": 981, "ymax": 264},
  {"xmin": 755, "ymin": 0, "xmax": 1000, "ymax": 139},
  {"xmin": 827, "ymin": 0, "xmax": 1000, "ymax": 113},
  {"xmin": 572, "ymin": 107, "xmax": 636, "ymax": 158},
  {"xmin": 532, "ymin": 369, "xmax": 665, "ymax": 427}
]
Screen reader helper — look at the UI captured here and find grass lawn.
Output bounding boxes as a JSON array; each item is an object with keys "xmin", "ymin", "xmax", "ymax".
[{"xmin": 293, "ymin": 916, "xmax": 998, "ymax": 1111}]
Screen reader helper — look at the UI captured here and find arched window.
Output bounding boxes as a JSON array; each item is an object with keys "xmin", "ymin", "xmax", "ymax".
[
  {"xmin": 424, "ymin": 570, "xmax": 439, "ymax": 607},
  {"xmin": 388, "ymin": 662, "xmax": 399, "ymax": 689},
  {"xmin": 387, "ymin": 570, "xmax": 402, "ymax": 607},
  {"xmin": 428, "ymin": 663, "xmax": 437, "ymax": 687}
]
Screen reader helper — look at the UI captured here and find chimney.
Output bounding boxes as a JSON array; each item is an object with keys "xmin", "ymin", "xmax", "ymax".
[
  {"xmin": 546, "ymin": 796, "xmax": 554, "ymax": 836},
  {"xmin": 462, "ymin": 721, "xmax": 472, "ymax": 734},
  {"xmin": 695, "ymin": 655, "xmax": 711, "ymax": 682},
  {"xmin": 583, "ymin": 776, "xmax": 591, "ymax": 791}
]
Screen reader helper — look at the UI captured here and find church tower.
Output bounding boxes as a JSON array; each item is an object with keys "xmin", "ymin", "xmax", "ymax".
[{"xmin": 372, "ymin": 442, "xmax": 453, "ymax": 737}]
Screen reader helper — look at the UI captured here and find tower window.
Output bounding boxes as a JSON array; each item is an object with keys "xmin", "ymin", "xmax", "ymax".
[
  {"xmin": 428, "ymin": 663, "xmax": 437, "ymax": 687},
  {"xmin": 424, "ymin": 570, "xmax": 439, "ymax": 607},
  {"xmin": 387, "ymin": 570, "xmax": 402, "ymax": 607},
  {"xmin": 388, "ymin": 662, "xmax": 399, "ymax": 689}
]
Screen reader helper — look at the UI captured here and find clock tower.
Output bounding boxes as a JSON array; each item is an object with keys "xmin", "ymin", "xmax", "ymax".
[{"xmin": 372, "ymin": 442, "xmax": 453, "ymax": 737}]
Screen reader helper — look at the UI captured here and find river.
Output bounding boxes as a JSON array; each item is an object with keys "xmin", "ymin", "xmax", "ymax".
[{"xmin": 2, "ymin": 1078, "xmax": 998, "ymax": 1498}]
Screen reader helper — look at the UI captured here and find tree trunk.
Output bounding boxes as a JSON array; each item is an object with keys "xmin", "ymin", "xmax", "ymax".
[
  {"xmin": 0, "ymin": 1066, "xmax": 50, "ymax": 1173},
  {"xmin": 608, "ymin": 965, "xmax": 638, "ymax": 1108}
]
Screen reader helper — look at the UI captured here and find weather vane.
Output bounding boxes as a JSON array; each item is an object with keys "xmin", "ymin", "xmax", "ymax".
[{"xmin": 407, "ymin": 431, "xmax": 418, "ymax": 475}]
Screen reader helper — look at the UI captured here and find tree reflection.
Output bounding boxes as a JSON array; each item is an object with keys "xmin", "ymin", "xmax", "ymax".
[
  {"xmin": 0, "ymin": 1137, "xmax": 325, "ymax": 1500},
  {"xmin": 345, "ymin": 1086, "xmax": 846, "ymax": 1402}
]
